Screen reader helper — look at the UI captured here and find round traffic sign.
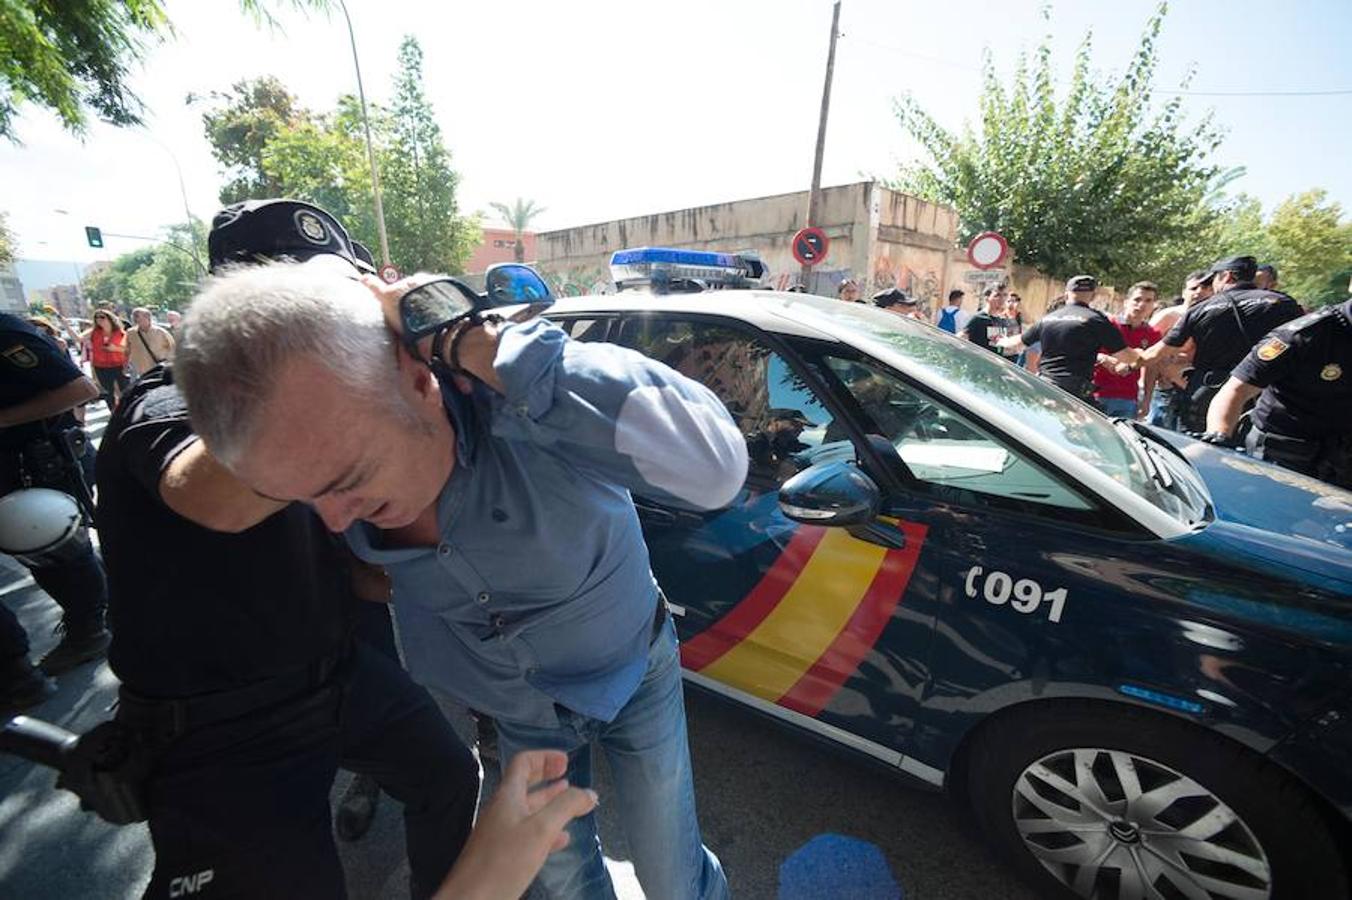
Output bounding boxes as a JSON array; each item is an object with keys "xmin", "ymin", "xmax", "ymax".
[
  {"xmin": 792, "ymin": 227, "xmax": 830, "ymax": 268},
  {"xmin": 379, "ymin": 264, "xmax": 401, "ymax": 284},
  {"xmin": 966, "ymin": 232, "xmax": 1008, "ymax": 270}
]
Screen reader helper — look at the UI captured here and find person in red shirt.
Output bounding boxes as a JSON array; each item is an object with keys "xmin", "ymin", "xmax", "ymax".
[
  {"xmin": 1094, "ymin": 282, "xmax": 1160, "ymax": 418},
  {"xmin": 82, "ymin": 310, "xmax": 130, "ymax": 410}
]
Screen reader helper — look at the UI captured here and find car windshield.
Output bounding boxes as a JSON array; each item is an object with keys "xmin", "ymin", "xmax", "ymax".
[{"xmin": 784, "ymin": 299, "xmax": 1208, "ymax": 524}]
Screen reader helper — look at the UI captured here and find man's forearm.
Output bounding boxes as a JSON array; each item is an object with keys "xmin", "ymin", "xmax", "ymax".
[
  {"xmin": 0, "ymin": 377, "xmax": 99, "ymax": 427},
  {"xmin": 159, "ymin": 441, "xmax": 286, "ymax": 533},
  {"xmin": 1205, "ymin": 378, "xmax": 1263, "ymax": 436}
]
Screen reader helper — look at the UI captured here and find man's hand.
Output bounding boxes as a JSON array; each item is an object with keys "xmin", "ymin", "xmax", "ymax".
[{"xmin": 433, "ymin": 749, "xmax": 598, "ymax": 900}]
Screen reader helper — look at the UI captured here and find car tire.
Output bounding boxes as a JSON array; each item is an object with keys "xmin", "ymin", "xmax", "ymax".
[{"xmin": 965, "ymin": 701, "xmax": 1349, "ymax": 900}]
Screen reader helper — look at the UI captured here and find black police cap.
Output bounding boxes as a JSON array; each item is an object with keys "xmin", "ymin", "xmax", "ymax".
[
  {"xmin": 208, "ymin": 199, "xmax": 372, "ymax": 274},
  {"xmin": 1066, "ymin": 274, "xmax": 1098, "ymax": 292},
  {"xmin": 872, "ymin": 287, "xmax": 914, "ymax": 308},
  {"xmin": 1206, "ymin": 255, "xmax": 1258, "ymax": 282}
]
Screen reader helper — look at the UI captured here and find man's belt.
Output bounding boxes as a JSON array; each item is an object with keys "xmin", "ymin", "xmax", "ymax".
[
  {"xmin": 116, "ymin": 645, "xmax": 350, "ymax": 743},
  {"xmin": 650, "ymin": 593, "xmax": 670, "ymax": 646}
]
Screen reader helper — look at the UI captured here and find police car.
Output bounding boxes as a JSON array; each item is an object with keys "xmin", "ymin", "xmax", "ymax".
[{"xmin": 517, "ymin": 248, "xmax": 1352, "ymax": 900}]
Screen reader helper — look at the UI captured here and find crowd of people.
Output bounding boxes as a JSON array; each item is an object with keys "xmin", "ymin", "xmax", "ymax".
[{"xmin": 832, "ymin": 259, "xmax": 1350, "ymax": 489}]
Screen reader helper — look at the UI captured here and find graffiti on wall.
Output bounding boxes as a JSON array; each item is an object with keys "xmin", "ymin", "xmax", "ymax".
[
  {"xmin": 540, "ymin": 266, "xmax": 612, "ymax": 297},
  {"xmin": 872, "ymin": 256, "xmax": 940, "ymax": 306}
]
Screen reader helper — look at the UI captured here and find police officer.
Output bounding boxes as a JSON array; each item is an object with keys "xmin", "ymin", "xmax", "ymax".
[
  {"xmin": 95, "ymin": 199, "xmax": 478, "ymax": 898},
  {"xmin": 0, "ymin": 313, "xmax": 111, "ymax": 710},
  {"xmin": 1141, "ymin": 256, "xmax": 1304, "ymax": 432},
  {"xmin": 999, "ymin": 275, "xmax": 1138, "ymax": 404},
  {"xmin": 1203, "ymin": 297, "xmax": 1352, "ymax": 487}
]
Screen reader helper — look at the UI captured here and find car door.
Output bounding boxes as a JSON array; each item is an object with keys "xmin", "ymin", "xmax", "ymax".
[
  {"xmin": 806, "ymin": 349, "xmax": 1164, "ymax": 767},
  {"xmin": 612, "ymin": 314, "xmax": 941, "ymax": 765}
]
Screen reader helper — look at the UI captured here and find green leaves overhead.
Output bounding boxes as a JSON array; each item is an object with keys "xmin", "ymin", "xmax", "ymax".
[{"xmin": 890, "ymin": 4, "xmax": 1224, "ymax": 288}]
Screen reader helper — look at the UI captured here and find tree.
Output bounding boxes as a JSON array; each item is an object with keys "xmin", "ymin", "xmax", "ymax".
[
  {"xmin": 379, "ymin": 36, "xmax": 478, "ymax": 273},
  {"xmin": 82, "ymin": 220, "xmax": 206, "ymax": 310},
  {"xmin": 0, "ymin": 211, "xmax": 16, "ymax": 265},
  {"xmin": 199, "ymin": 76, "xmax": 309, "ymax": 203},
  {"xmin": 1, "ymin": 2, "xmax": 328, "ymax": 142},
  {"xmin": 889, "ymin": 4, "xmax": 1225, "ymax": 288},
  {"xmin": 1263, "ymin": 190, "xmax": 1351, "ymax": 308},
  {"xmin": 489, "ymin": 198, "xmax": 547, "ymax": 262}
]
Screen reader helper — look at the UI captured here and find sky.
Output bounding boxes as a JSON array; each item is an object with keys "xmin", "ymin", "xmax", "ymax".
[{"xmin": 3, "ymin": 0, "xmax": 1350, "ymax": 279}]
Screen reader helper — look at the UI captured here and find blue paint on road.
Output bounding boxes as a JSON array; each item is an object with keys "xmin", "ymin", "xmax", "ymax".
[{"xmin": 778, "ymin": 833, "xmax": 903, "ymax": 900}]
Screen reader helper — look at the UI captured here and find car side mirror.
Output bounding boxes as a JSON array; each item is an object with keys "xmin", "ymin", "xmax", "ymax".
[
  {"xmin": 778, "ymin": 462, "xmax": 906, "ymax": 549},
  {"xmin": 485, "ymin": 264, "xmax": 554, "ymax": 321}
]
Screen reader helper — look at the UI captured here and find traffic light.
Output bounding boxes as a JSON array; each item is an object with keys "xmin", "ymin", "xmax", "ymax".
[{"xmin": 85, "ymin": 226, "xmax": 103, "ymax": 249}]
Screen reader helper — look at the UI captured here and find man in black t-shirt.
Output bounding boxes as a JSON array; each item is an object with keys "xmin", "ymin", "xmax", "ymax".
[
  {"xmin": 961, "ymin": 284, "xmax": 1014, "ymax": 353},
  {"xmin": 1139, "ymin": 255, "xmax": 1303, "ymax": 431},
  {"xmin": 999, "ymin": 275, "xmax": 1137, "ymax": 404},
  {"xmin": 94, "ymin": 202, "xmax": 478, "ymax": 898},
  {"xmin": 1203, "ymin": 299, "xmax": 1352, "ymax": 487},
  {"xmin": 0, "ymin": 313, "xmax": 110, "ymax": 710}
]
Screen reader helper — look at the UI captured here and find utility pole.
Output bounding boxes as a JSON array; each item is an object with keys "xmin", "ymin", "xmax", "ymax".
[
  {"xmin": 802, "ymin": 0, "xmax": 842, "ymax": 285},
  {"xmin": 338, "ymin": 0, "xmax": 391, "ymax": 267}
]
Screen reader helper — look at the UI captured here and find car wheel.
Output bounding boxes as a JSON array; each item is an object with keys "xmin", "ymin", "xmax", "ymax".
[{"xmin": 965, "ymin": 702, "xmax": 1349, "ymax": 900}]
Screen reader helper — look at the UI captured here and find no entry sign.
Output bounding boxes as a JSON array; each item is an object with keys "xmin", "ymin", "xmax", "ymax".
[
  {"xmin": 792, "ymin": 227, "xmax": 830, "ymax": 267},
  {"xmin": 966, "ymin": 232, "xmax": 1008, "ymax": 270}
]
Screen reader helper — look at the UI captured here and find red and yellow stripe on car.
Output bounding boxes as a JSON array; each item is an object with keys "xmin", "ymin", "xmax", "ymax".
[{"xmin": 680, "ymin": 519, "xmax": 928, "ymax": 716}]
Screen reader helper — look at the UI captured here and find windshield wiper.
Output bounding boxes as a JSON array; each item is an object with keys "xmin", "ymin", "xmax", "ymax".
[{"xmin": 1115, "ymin": 421, "xmax": 1173, "ymax": 489}]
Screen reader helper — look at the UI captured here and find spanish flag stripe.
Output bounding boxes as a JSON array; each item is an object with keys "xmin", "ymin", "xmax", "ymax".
[
  {"xmin": 777, "ymin": 522, "xmax": 928, "ymax": 716},
  {"xmin": 680, "ymin": 525, "xmax": 827, "ymax": 672},
  {"xmin": 697, "ymin": 529, "xmax": 888, "ymax": 701}
]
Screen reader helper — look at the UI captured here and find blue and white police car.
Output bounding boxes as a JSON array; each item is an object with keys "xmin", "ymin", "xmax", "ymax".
[{"xmin": 515, "ymin": 248, "xmax": 1352, "ymax": 900}]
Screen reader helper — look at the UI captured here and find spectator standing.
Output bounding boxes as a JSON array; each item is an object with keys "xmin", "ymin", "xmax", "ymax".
[
  {"xmin": 1005, "ymin": 292, "xmax": 1027, "ymax": 364},
  {"xmin": 1093, "ymin": 282, "xmax": 1160, "ymax": 418},
  {"xmin": 165, "ymin": 309, "xmax": 183, "ymax": 341},
  {"xmin": 837, "ymin": 278, "xmax": 862, "ymax": 303},
  {"xmin": 83, "ymin": 310, "xmax": 130, "ymax": 409},
  {"xmin": 1254, "ymin": 264, "xmax": 1278, "ymax": 292},
  {"xmin": 127, "ymin": 307, "xmax": 175, "ymax": 377},
  {"xmin": 936, "ymin": 288, "xmax": 969, "ymax": 334},
  {"xmin": 960, "ymin": 284, "xmax": 1013, "ymax": 353}
]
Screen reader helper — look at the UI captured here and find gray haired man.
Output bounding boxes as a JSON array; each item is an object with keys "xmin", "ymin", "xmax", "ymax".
[{"xmin": 176, "ymin": 262, "xmax": 745, "ymax": 899}]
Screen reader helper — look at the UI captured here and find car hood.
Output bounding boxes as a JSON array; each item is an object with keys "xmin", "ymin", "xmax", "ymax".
[{"xmin": 1152, "ymin": 429, "xmax": 1352, "ymax": 590}]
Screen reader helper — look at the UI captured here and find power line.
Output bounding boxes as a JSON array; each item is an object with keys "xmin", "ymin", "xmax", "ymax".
[{"xmin": 847, "ymin": 35, "xmax": 1352, "ymax": 98}]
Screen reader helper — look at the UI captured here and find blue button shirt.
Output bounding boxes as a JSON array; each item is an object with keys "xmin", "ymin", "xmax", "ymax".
[{"xmin": 345, "ymin": 319, "xmax": 747, "ymax": 727}]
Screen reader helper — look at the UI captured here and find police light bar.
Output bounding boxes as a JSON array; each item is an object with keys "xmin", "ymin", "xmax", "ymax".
[{"xmin": 610, "ymin": 247, "xmax": 766, "ymax": 291}]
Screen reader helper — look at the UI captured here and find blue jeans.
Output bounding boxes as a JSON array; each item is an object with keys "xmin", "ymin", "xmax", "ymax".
[
  {"xmin": 1148, "ymin": 388, "xmax": 1182, "ymax": 431},
  {"xmin": 1098, "ymin": 397, "xmax": 1138, "ymax": 419},
  {"xmin": 494, "ymin": 616, "xmax": 728, "ymax": 900}
]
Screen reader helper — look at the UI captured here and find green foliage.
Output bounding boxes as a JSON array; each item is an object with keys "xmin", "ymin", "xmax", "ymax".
[
  {"xmin": 199, "ymin": 76, "xmax": 309, "ymax": 203},
  {"xmin": 489, "ymin": 198, "xmax": 546, "ymax": 262},
  {"xmin": 83, "ymin": 219, "xmax": 206, "ymax": 310},
  {"xmin": 202, "ymin": 36, "xmax": 477, "ymax": 274},
  {"xmin": 1263, "ymin": 190, "xmax": 1352, "ymax": 308},
  {"xmin": 0, "ymin": 2, "xmax": 331, "ymax": 142},
  {"xmin": 379, "ymin": 36, "xmax": 477, "ymax": 273},
  {"xmin": 0, "ymin": 210, "xmax": 16, "ymax": 265},
  {"xmin": 889, "ymin": 4, "xmax": 1225, "ymax": 288}
]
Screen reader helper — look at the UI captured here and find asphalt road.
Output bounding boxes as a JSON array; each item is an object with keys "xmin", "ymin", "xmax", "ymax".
[{"xmin": 0, "ymin": 407, "xmax": 1040, "ymax": 899}]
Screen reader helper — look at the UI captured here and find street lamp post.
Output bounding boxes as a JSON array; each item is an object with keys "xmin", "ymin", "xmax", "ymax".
[
  {"xmin": 140, "ymin": 128, "xmax": 196, "ymax": 228},
  {"xmin": 337, "ymin": 0, "xmax": 391, "ymax": 268}
]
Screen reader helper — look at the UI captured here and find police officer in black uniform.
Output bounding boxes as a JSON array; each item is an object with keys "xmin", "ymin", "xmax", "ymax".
[
  {"xmin": 1141, "ymin": 255, "xmax": 1304, "ymax": 432},
  {"xmin": 1203, "ymin": 297, "xmax": 1352, "ymax": 487},
  {"xmin": 95, "ymin": 199, "xmax": 478, "ymax": 899},
  {"xmin": 999, "ymin": 275, "xmax": 1137, "ymax": 405},
  {"xmin": 0, "ymin": 314, "xmax": 112, "ymax": 710}
]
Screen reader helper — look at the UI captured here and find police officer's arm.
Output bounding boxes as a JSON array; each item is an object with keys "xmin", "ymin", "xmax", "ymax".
[
  {"xmin": 0, "ymin": 377, "xmax": 98, "ymax": 427},
  {"xmin": 1000, "ymin": 318, "xmax": 1036, "ymax": 352},
  {"xmin": 0, "ymin": 329, "xmax": 99, "ymax": 426},
  {"xmin": 1205, "ymin": 378, "xmax": 1262, "ymax": 436},
  {"xmin": 158, "ymin": 442, "xmax": 286, "ymax": 533}
]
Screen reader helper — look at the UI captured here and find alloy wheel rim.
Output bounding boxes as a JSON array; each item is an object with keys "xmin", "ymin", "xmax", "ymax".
[{"xmin": 1011, "ymin": 747, "xmax": 1272, "ymax": 899}]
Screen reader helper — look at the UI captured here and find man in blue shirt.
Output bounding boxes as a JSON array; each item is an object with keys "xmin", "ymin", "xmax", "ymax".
[{"xmin": 175, "ymin": 264, "xmax": 747, "ymax": 900}]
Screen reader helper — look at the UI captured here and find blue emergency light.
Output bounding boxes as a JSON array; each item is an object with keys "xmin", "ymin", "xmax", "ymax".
[{"xmin": 609, "ymin": 247, "xmax": 765, "ymax": 292}]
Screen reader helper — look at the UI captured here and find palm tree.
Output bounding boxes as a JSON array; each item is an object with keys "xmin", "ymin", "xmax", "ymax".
[{"xmin": 489, "ymin": 198, "xmax": 547, "ymax": 262}]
